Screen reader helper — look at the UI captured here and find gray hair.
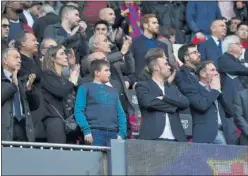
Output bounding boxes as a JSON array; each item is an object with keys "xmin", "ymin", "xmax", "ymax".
[
  {"xmin": 40, "ymin": 38, "xmax": 57, "ymax": 51},
  {"xmin": 89, "ymin": 35, "xmax": 97, "ymax": 52},
  {"xmin": 40, "ymin": 3, "xmax": 55, "ymax": 16},
  {"xmin": 222, "ymin": 35, "xmax": 240, "ymax": 54},
  {"xmin": 1, "ymin": 47, "xmax": 19, "ymax": 61}
]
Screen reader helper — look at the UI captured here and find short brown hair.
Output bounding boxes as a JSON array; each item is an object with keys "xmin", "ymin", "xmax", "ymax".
[
  {"xmin": 145, "ymin": 48, "xmax": 165, "ymax": 73},
  {"xmin": 140, "ymin": 14, "xmax": 156, "ymax": 29},
  {"xmin": 196, "ymin": 60, "xmax": 214, "ymax": 77},
  {"xmin": 90, "ymin": 59, "xmax": 110, "ymax": 78}
]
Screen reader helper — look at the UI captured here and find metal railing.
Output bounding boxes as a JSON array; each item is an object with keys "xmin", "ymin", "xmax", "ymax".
[{"xmin": 2, "ymin": 141, "xmax": 111, "ymax": 152}]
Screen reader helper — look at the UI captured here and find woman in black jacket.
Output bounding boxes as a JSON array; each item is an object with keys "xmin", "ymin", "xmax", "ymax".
[{"xmin": 42, "ymin": 45, "xmax": 80, "ymax": 143}]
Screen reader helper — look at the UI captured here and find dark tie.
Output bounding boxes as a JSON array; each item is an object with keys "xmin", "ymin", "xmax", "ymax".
[
  {"xmin": 14, "ymin": 90, "xmax": 23, "ymax": 121},
  {"xmin": 218, "ymin": 40, "xmax": 222, "ymax": 54}
]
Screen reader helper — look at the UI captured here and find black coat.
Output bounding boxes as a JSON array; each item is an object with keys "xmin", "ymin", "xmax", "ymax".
[
  {"xmin": 41, "ymin": 70, "xmax": 74, "ymax": 119},
  {"xmin": 1, "ymin": 70, "xmax": 39, "ymax": 141},
  {"xmin": 234, "ymin": 89, "xmax": 248, "ymax": 145},
  {"xmin": 18, "ymin": 54, "xmax": 45, "ymax": 139},
  {"xmin": 136, "ymin": 79, "xmax": 189, "ymax": 141},
  {"xmin": 33, "ymin": 13, "xmax": 60, "ymax": 43}
]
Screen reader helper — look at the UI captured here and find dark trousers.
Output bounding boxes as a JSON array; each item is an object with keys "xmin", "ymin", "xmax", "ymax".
[
  {"xmin": 43, "ymin": 117, "xmax": 66, "ymax": 143},
  {"xmin": 91, "ymin": 129, "xmax": 117, "ymax": 147},
  {"xmin": 13, "ymin": 118, "xmax": 27, "ymax": 141}
]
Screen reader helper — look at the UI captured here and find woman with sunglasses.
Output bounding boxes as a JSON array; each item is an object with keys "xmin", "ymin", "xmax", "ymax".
[
  {"xmin": 1, "ymin": 16, "xmax": 10, "ymax": 50},
  {"xmin": 42, "ymin": 45, "xmax": 80, "ymax": 143}
]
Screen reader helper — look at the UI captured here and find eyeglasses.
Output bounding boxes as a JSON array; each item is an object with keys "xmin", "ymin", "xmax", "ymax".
[
  {"xmin": 2, "ymin": 24, "xmax": 9, "ymax": 28},
  {"xmin": 230, "ymin": 42, "xmax": 241, "ymax": 46},
  {"xmin": 188, "ymin": 51, "xmax": 200, "ymax": 55}
]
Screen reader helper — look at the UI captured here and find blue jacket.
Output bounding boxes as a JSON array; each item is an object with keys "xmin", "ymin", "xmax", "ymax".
[
  {"xmin": 198, "ymin": 37, "xmax": 222, "ymax": 68},
  {"xmin": 186, "ymin": 2, "xmax": 222, "ymax": 34},
  {"xmin": 74, "ymin": 83, "xmax": 127, "ymax": 139}
]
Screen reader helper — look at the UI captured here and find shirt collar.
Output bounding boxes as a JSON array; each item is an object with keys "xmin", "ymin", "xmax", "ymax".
[
  {"xmin": 3, "ymin": 69, "xmax": 12, "ymax": 81},
  {"xmin": 152, "ymin": 78, "xmax": 164, "ymax": 87},
  {"xmin": 212, "ymin": 36, "xmax": 221, "ymax": 45},
  {"xmin": 199, "ymin": 81, "xmax": 210, "ymax": 90}
]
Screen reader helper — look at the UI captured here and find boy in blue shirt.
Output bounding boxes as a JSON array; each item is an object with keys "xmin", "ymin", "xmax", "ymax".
[{"xmin": 74, "ymin": 59, "xmax": 126, "ymax": 146}]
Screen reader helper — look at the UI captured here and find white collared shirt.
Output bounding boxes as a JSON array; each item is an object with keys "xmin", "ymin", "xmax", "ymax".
[
  {"xmin": 152, "ymin": 79, "xmax": 175, "ymax": 140},
  {"xmin": 23, "ymin": 10, "xmax": 34, "ymax": 27},
  {"xmin": 212, "ymin": 36, "xmax": 221, "ymax": 47}
]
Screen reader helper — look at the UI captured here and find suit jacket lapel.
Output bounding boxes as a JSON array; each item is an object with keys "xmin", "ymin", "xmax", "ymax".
[{"xmin": 148, "ymin": 79, "xmax": 163, "ymax": 96}]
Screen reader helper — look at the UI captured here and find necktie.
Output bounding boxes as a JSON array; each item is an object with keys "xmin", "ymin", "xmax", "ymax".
[
  {"xmin": 14, "ymin": 90, "xmax": 23, "ymax": 121},
  {"xmin": 218, "ymin": 40, "xmax": 222, "ymax": 54}
]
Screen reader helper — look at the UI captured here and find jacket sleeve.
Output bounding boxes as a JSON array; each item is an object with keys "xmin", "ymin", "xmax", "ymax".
[
  {"xmin": 116, "ymin": 97, "xmax": 127, "ymax": 139},
  {"xmin": 233, "ymin": 92, "xmax": 248, "ymax": 136},
  {"xmin": 107, "ymin": 52, "xmax": 124, "ymax": 64},
  {"xmin": 219, "ymin": 93, "xmax": 235, "ymax": 118},
  {"xmin": 186, "ymin": 2, "xmax": 200, "ymax": 33},
  {"xmin": 136, "ymin": 82, "xmax": 177, "ymax": 113},
  {"xmin": 42, "ymin": 74, "xmax": 74, "ymax": 98},
  {"xmin": 218, "ymin": 57, "xmax": 248, "ymax": 76},
  {"xmin": 121, "ymin": 52, "xmax": 135, "ymax": 75},
  {"xmin": 1, "ymin": 82, "xmax": 17, "ymax": 105},
  {"xmin": 197, "ymin": 43, "xmax": 207, "ymax": 61},
  {"xmin": 162, "ymin": 85, "xmax": 190, "ymax": 109},
  {"xmin": 183, "ymin": 86, "xmax": 221, "ymax": 111},
  {"xmin": 74, "ymin": 86, "xmax": 91, "ymax": 135}
]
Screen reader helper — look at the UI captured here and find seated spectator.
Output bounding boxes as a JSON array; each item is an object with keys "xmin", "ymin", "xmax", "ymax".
[
  {"xmin": 42, "ymin": 45, "xmax": 80, "ymax": 143},
  {"xmin": 74, "ymin": 59, "xmax": 126, "ymax": 146},
  {"xmin": 234, "ymin": 89, "xmax": 248, "ymax": 145},
  {"xmin": 186, "ymin": 1, "xmax": 222, "ymax": 39},
  {"xmin": 131, "ymin": 14, "xmax": 168, "ymax": 85},
  {"xmin": 33, "ymin": 3, "xmax": 60, "ymax": 43},
  {"xmin": 1, "ymin": 16, "xmax": 11, "ymax": 51},
  {"xmin": 198, "ymin": 19, "xmax": 227, "ymax": 68},
  {"xmin": 228, "ymin": 17, "xmax": 242, "ymax": 35},
  {"xmin": 3, "ymin": 1, "xmax": 25, "ymax": 41},
  {"xmin": 1, "ymin": 48, "xmax": 39, "ymax": 142},
  {"xmin": 44, "ymin": 5, "xmax": 89, "ymax": 64},
  {"xmin": 188, "ymin": 61, "xmax": 234, "ymax": 144},
  {"xmin": 135, "ymin": 48, "xmax": 189, "ymax": 141},
  {"xmin": 236, "ymin": 22, "xmax": 248, "ymax": 48},
  {"xmin": 218, "ymin": 35, "xmax": 248, "ymax": 104}
]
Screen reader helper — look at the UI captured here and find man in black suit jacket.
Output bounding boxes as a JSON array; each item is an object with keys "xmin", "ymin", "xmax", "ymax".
[
  {"xmin": 198, "ymin": 19, "xmax": 227, "ymax": 68},
  {"xmin": 187, "ymin": 61, "xmax": 234, "ymax": 144},
  {"xmin": 136, "ymin": 48, "xmax": 189, "ymax": 142}
]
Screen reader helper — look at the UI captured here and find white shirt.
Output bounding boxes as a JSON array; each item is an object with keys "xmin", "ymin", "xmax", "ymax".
[
  {"xmin": 23, "ymin": 10, "xmax": 34, "ymax": 27},
  {"xmin": 152, "ymin": 79, "xmax": 175, "ymax": 140},
  {"xmin": 212, "ymin": 36, "xmax": 221, "ymax": 47}
]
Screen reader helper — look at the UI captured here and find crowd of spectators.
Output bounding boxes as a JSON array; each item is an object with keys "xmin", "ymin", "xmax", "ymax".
[{"xmin": 1, "ymin": 1, "xmax": 248, "ymax": 146}]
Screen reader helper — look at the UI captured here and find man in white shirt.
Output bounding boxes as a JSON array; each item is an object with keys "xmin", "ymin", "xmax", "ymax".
[{"xmin": 136, "ymin": 48, "xmax": 189, "ymax": 141}]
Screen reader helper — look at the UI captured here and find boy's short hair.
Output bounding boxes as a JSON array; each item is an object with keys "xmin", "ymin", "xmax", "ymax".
[{"xmin": 90, "ymin": 59, "xmax": 110, "ymax": 78}]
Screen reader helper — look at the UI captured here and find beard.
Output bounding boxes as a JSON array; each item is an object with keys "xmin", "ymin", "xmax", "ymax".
[{"xmin": 15, "ymin": 8, "xmax": 23, "ymax": 14}]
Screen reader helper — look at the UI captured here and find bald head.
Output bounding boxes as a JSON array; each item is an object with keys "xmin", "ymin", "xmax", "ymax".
[
  {"xmin": 210, "ymin": 19, "xmax": 227, "ymax": 39},
  {"xmin": 99, "ymin": 8, "xmax": 116, "ymax": 25}
]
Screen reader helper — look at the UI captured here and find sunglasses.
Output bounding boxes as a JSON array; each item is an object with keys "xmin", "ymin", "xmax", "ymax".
[{"xmin": 2, "ymin": 24, "xmax": 9, "ymax": 28}]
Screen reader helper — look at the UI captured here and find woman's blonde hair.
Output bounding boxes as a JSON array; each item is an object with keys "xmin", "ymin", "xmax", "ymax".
[{"xmin": 42, "ymin": 45, "xmax": 64, "ymax": 73}]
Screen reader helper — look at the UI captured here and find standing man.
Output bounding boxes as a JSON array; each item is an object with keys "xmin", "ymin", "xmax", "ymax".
[
  {"xmin": 131, "ymin": 14, "xmax": 168, "ymax": 86},
  {"xmin": 1, "ymin": 48, "xmax": 38, "ymax": 142},
  {"xmin": 188, "ymin": 61, "xmax": 234, "ymax": 144},
  {"xmin": 136, "ymin": 48, "xmax": 189, "ymax": 141}
]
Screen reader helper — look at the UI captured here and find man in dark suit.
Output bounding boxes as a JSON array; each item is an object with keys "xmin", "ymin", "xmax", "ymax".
[
  {"xmin": 131, "ymin": 14, "xmax": 168, "ymax": 86},
  {"xmin": 218, "ymin": 35, "xmax": 248, "ymax": 104},
  {"xmin": 187, "ymin": 61, "xmax": 234, "ymax": 144},
  {"xmin": 175, "ymin": 44, "xmax": 201, "ymax": 92},
  {"xmin": 234, "ymin": 89, "xmax": 248, "ymax": 145},
  {"xmin": 136, "ymin": 48, "xmax": 189, "ymax": 142},
  {"xmin": 198, "ymin": 19, "xmax": 227, "ymax": 68}
]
